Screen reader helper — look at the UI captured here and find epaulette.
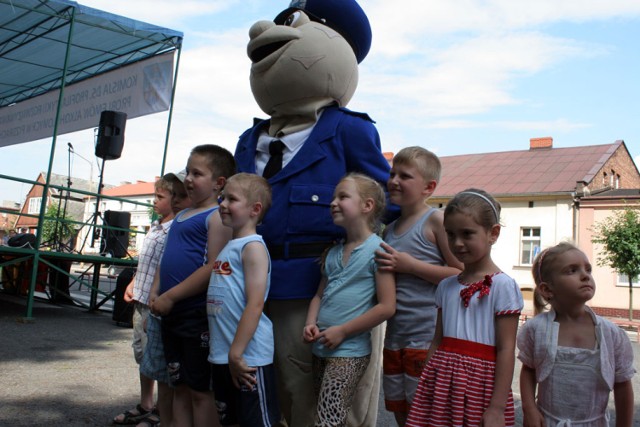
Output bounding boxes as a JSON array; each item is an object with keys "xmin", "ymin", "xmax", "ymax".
[
  {"xmin": 338, "ymin": 107, "xmax": 375, "ymax": 123},
  {"xmin": 252, "ymin": 117, "xmax": 267, "ymax": 127}
]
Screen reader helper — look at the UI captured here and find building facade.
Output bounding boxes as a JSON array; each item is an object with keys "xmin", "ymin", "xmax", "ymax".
[{"xmin": 429, "ymin": 137, "xmax": 640, "ymax": 316}]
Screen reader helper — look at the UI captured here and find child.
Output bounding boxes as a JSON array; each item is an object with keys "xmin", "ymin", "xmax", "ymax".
[
  {"xmin": 517, "ymin": 242, "xmax": 635, "ymax": 426},
  {"xmin": 113, "ymin": 175, "xmax": 177, "ymax": 426},
  {"xmin": 207, "ymin": 173, "xmax": 280, "ymax": 426},
  {"xmin": 375, "ymin": 147, "xmax": 463, "ymax": 426},
  {"xmin": 150, "ymin": 144, "xmax": 236, "ymax": 427},
  {"xmin": 303, "ymin": 173, "xmax": 396, "ymax": 427},
  {"xmin": 406, "ymin": 188, "xmax": 523, "ymax": 427},
  {"xmin": 167, "ymin": 169, "xmax": 190, "ymax": 215},
  {"xmin": 136, "ymin": 170, "xmax": 191, "ymax": 427}
]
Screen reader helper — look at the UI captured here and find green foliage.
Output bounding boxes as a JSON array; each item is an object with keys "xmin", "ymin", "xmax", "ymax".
[
  {"xmin": 591, "ymin": 208, "xmax": 640, "ymax": 279},
  {"xmin": 592, "ymin": 207, "xmax": 640, "ymax": 320},
  {"xmin": 41, "ymin": 202, "xmax": 74, "ymax": 245}
]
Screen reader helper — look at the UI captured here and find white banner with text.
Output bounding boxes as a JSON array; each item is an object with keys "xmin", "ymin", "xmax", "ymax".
[{"xmin": 0, "ymin": 52, "xmax": 175, "ymax": 147}]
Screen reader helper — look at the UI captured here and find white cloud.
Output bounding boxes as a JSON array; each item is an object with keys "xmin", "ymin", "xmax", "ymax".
[
  {"xmin": 3, "ymin": 0, "xmax": 639, "ymax": 203},
  {"xmin": 357, "ymin": 31, "xmax": 598, "ymax": 124},
  {"xmin": 365, "ymin": 0, "xmax": 640, "ymax": 56}
]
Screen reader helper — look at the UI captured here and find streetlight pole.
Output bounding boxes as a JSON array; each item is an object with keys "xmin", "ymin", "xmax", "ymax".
[{"xmin": 68, "ymin": 143, "xmax": 95, "ymax": 193}]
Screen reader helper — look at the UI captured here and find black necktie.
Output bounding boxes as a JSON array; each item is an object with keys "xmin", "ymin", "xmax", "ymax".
[{"xmin": 262, "ymin": 140, "xmax": 285, "ymax": 179}]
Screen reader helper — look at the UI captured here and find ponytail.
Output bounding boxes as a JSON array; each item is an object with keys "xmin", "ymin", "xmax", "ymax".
[{"xmin": 533, "ymin": 288, "xmax": 548, "ymax": 315}]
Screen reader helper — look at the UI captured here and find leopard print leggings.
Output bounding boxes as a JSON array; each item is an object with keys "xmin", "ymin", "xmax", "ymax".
[{"xmin": 313, "ymin": 355, "xmax": 371, "ymax": 427}]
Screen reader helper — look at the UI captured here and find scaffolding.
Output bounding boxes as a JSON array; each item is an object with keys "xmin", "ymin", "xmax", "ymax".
[{"xmin": 0, "ymin": 0, "xmax": 183, "ymax": 319}]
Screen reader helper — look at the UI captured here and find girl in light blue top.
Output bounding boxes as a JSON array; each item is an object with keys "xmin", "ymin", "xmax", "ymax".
[{"xmin": 303, "ymin": 173, "xmax": 396, "ymax": 427}]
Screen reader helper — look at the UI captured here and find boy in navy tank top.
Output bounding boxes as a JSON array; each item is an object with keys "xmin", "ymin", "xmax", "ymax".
[
  {"xmin": 375, "ymin": 147, "xmax": 463, "ymax": 426},
  {"xmin": 150, "ymin": 144, "xmax": 236, "ymax": 427}
]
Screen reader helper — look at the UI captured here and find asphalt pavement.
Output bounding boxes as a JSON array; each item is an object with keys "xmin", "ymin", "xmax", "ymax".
[{"xmin": 1, "ymin": 289, "xmax": 640, "ymax": 426}]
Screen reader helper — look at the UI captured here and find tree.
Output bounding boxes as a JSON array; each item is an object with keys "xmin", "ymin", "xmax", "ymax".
[
  {"xmin": 591, "ymin": 207, "xmax": 640, "ymax": 320},
  {"xmin": 40, "ymin": 202, "xmax": 74, "ymax": 249}
]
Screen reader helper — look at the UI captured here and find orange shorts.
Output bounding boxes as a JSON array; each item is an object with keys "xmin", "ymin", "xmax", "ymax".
[{"xmin": 382, "ymin": 347, "xmax": 428, "ymax": 413}]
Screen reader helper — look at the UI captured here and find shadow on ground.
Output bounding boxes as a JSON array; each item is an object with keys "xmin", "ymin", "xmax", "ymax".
[
  {"xmin": 2, "ymin": 293, "xmax": 640, "ymax": 426},
  {"xmin": 0, "ymin": 294, "xmax": 137, "ymax": 426}
]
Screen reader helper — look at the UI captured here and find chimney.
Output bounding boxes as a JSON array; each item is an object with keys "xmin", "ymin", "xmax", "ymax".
[{"xmin": 530, "ymin": 137, "xmax": 553, "ymax": 150}]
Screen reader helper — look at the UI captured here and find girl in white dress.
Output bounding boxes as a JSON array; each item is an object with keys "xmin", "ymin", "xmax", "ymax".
[
  {"xmin": 407, "ymin": 189, "xmax": 523, "ymax": 427},
  {"xmin": 517, "ymin": 242, "xmax": 635, "ymax": 427}
]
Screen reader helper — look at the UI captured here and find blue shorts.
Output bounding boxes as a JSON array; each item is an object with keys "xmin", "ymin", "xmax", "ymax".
[
  {"xmin": 139, "ymin": 314, "xmax": 169, "ymax": 383},
  {"xmin": 211, "ymin": 363, "xmax": 280, "ymax": 427},
  {"xmin": 161, "ymin": 308, "xmax": 212, "ymax": 392}
]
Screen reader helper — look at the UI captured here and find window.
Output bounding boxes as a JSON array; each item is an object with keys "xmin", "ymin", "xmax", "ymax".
[
  {"xmin": 27, "ymin": 197, "xmax": 42, "ymax": 214},
  {"xmin": 617, "ymin": 272, "xmax": 640, "ymax": 288},
  {"xmin": 520, "ymin": 227, "xmax": 541, "ymax": 265}
]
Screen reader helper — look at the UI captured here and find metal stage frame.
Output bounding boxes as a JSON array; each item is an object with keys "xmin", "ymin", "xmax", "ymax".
[{"xmin": 0, "ymin": 0, "xmax": 184, "ymax": 319}]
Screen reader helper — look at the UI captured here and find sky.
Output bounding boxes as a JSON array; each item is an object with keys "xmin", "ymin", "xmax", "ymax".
[{"xmin": 2, "ymin": 0, "xmax": 640, "ymax": 205}]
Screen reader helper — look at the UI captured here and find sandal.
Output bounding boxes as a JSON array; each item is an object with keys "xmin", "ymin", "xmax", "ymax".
[
  {"xmin": 113, "ymin": 404, "xmax": 153, "ymax": 425},
  {"xmin": 136, "ymin": 409, "xmax": 160, "ymax": 427}
]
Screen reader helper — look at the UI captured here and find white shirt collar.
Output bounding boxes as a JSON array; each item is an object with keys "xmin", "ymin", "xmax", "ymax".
[{"xmin": 257, "ymin": 123, "xmax": 315, "ymax": 154}]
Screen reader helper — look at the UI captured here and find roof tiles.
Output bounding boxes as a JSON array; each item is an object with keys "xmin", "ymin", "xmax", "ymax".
[{"xmin": 433, "ymin": 141, "xmax": 622, "ymax": 197}]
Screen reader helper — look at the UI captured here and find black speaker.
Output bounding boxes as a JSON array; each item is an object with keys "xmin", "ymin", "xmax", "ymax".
[
  {"xmin": 101, "ymin": 210, "xmax": 131, "ymax": 258},
  {"xmin": 112, "ymin": 267, "xmax": 135, "ymax": 327},
  {"xmin": 95, "ymin": 110, "xmax": 127, "ymax": 160}
]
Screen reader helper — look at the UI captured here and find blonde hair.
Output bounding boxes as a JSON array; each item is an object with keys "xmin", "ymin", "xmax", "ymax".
[
  {"xmin": 225, "ymin": 173, "xmax": 272, "ymax": 221},
  {"xmin": 155, "ymin": 176, "xmax": 172, "ymax": 193},
  {"xmin": 341, "ymin": 172, "xmax": 386, "ymax": 233},
  {"xmin": 392, "ymin": 146, "xmax": 441, "ymax": 183},
  {"xmin": 444, "ymin": 188, "xmax": 501, "ymax": 230},
  {"xmin": 531, "ymin": 241, "xmax": 581, "ymax": 314}
]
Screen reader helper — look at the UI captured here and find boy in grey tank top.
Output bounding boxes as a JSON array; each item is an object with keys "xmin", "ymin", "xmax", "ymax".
[{"xmin": 375, "ymin": 147, "xmax": 463, "ymax": 426}]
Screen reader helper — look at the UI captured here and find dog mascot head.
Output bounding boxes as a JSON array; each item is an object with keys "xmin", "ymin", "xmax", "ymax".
[{"xmin": 247, "ymin": 0, "xmax": 372, "ymax": 136}]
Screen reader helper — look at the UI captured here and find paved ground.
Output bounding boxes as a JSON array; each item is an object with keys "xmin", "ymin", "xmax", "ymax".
[{"xmin": 1, "ymin": 292, "xmax": 640, "ymax": 426}]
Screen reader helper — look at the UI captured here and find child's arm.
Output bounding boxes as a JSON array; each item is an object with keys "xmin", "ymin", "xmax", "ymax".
[
  {"xmin": 376, "ymin": 241, "xmax": 460, "ymax": 283},
  {"xmin": 228, "ymin": 241, "xmax": 269, "ymax": 389},
  {"xmin": 318, "ymin": 269, "xmax": 396, "ymax": 349},
  {"xmin": 376, "ymin": 211, "xmax": 462, "ymax": 284},
  {"xmin": 423, "ymin": 309, "xmax": 443, "ymax": 365},
  {"xmin": 303, "ymin": 277, "xmax": 326, "ymax": 343},
  {"xmin": 481, "ymin": 313, "xmax": 519, "ymax": 427},
  {"xmin": 519, "ymin": 365, "xmax": 545, "ymax": 427},
  {"xmin": 148, "ymin": 268, "xmax": 161, "ymax": 312},
  {"xmin": 123, "ymin": 277, "xmax": 135, "ymax": 303},
  {"xmin": 153, "ymin": 211, "xmax": 232, "ymax": 315},
  {"xmin": 613, "ymin": 380, "xmax": 633, "ymax": 427},
  {"xmin": 429, "ymin": 210, "xmax": 464, "ymax": 274}
]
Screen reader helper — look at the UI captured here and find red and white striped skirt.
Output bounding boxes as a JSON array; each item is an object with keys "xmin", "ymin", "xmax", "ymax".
[{"xmin": 406, "ymin": 337, "xmax": 515, "ymax": 427}]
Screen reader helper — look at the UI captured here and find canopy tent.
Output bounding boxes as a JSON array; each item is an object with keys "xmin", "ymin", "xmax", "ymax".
[
  {"xmin": 1, "ymin": 0, "xmax": 182, "ymax": 107},
  {"xmin": 0, "ymin": 0, "xmax": 183, "ymax": 319},
  {"xmin": 0, "ymin": 0, "xmax": 183, "ymax": 147}
]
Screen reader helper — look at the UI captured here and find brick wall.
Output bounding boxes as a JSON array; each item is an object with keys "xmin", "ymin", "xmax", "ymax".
[
  {"xmin": 591, "ymin": 306, "xmax": 640, "ymax": 319},
  {"xmin": 590, "ymin": 144, "xmax": 640, "ymax": 191}
]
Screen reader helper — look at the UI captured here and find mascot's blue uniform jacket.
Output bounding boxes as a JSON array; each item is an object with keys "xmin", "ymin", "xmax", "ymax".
[{"xmin": 235, "ymin": 105, "xmax": 391, "ymax": 300}]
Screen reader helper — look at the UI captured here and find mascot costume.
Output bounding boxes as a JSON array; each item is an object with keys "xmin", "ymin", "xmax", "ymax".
[{"xmin": 235, "ymin": 1, "xmax": 391, "ymax": 425}]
